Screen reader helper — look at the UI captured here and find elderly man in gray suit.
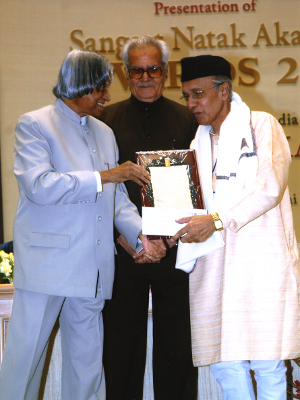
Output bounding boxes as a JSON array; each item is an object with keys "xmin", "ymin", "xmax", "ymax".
[{"xmin": 0, "ymin": 49, "xmax": 166, "ymax": 400}]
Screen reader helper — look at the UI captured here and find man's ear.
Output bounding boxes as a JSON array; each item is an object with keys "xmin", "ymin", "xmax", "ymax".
[
  {"xmin": 162, "ymin": 64, "xmax": 169, "ymax": 82},
  {"xmin": 221, "ymin": 82, "xmax": 230, "ymax": 100},
  {"xmin": 165, "ymin": 64, "xmax": 169, "ymax": 79},
  {"xmin": 124, "ymin": 67, "xmax": 130, "ymax": 82}
]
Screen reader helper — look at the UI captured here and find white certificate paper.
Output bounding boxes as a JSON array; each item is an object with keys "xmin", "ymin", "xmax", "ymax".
[
  {"xmin": 149, "ymin": 165, "xmax": 193, "ymax": 208},
  {"xmin": 142, "ymin": 207, "xmax": 207, "ymax": 237}
]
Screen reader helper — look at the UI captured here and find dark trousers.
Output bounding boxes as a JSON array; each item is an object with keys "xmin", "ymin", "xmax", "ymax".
[{"xmin": 103, "ymin": 246, "xmax": 198, "ymax": 400}]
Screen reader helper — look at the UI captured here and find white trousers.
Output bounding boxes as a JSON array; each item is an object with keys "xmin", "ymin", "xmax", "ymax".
[
  {"xmin": 210, "ymin": 360, "xmax": 287, "ymax": 400},
  {"xmin": 0, "ymin": 288, "xmax": 105, "ymax": 400}
]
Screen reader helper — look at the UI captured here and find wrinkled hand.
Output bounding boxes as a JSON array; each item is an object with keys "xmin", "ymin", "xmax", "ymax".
[
  {"xmin": 171, "ymin": 214, "xmax": 216, "ymax": 243},
  {"xmin": 134, "ymin": 234, "xmax": 167, "ymax": 263},
  {"xmin": 166, "ymin": 238, "xmax": 176, "ymax": 249},
  {"xmin": 100, "ymin": 161, "xmax": 150, "ymax": 186}
]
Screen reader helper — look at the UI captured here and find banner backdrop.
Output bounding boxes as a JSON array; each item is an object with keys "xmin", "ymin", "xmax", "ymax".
[{"xmin": 0, "ymin": 0, "xmax": 299, "ymax": 240}]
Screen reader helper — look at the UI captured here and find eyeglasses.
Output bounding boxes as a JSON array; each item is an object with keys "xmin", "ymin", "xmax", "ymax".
[
  {"xmin": 180, "ymin": 84, "xmax": 220, "ymax": 104},
  {"xmin": 127, "ymin": 66, "xmax": 164, "ymax": 80}
]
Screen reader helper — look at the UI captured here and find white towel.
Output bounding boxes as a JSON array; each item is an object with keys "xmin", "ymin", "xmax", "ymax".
[{"xmin": 175, "ymin": 92, "xmax": 258, "ymax": 273}]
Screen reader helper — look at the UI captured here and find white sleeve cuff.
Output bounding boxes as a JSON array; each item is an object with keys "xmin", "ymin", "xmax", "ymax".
[{"xmin": 94, "ymin": 171, "xmax": 103, "ymax": 192}]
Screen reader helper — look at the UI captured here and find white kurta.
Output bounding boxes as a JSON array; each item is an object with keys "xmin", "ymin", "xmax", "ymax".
[{"xmin": 190, "ymin": 111, "xmax": 300, "ymax": 366}]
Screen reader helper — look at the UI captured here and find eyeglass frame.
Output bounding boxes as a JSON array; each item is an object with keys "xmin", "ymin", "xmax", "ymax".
[
  {"xmin": 127, "ymin": 66, "xmax": 164, "ymax": 80},
  {"xmin": 180, "ymin": 84, "xmax": 221, "ymax": 104}
]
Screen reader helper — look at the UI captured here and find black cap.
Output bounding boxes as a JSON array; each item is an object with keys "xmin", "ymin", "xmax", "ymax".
[{"xmin": 181, "ymin": 55, "xmax": 231, "ymax": 82}]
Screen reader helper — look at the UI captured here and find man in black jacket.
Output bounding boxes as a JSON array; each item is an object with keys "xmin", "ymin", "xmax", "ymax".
[{"xmin": 100, "ymin": 36, "xmax": 198, "ymax": 400}]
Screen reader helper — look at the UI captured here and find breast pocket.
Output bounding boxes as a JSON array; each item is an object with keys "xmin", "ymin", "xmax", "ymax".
[{"xmin": 30, "ymin": 232, "xmax": 71, "ymax": 249}]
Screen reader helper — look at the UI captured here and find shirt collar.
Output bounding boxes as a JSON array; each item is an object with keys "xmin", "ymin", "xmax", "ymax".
[
  {"xmin": 55, "ymin": 98, "xmax": 88, "ymax": 125},
  {"xmin": 129, "ymin": 94, "xmax": 164, "ymax": 110}
]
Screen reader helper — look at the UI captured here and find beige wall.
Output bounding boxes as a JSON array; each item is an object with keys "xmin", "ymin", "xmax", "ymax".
[{"xmin": 0, "ymin": 0, "xmax": 299, "ymax": 240}]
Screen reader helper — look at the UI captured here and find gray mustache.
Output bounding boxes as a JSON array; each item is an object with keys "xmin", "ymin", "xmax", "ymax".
[{"xmin": 137, "ymin": 82, "xmax": 156, "ymax": 88}]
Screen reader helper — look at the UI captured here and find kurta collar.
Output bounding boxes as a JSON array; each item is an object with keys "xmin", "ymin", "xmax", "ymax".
[
  {"xmin": 129, "ymin": 94, "xmax": 164, "ymax": 111},
  {"xmin": 80, "ymin": 115, "xmax": 89, "ymax": 125}
]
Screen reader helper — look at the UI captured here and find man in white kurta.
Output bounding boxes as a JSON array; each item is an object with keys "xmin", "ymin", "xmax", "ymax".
[{"xmin": 172, "ymin": 54, "xmax": 300, "ymax": 400}]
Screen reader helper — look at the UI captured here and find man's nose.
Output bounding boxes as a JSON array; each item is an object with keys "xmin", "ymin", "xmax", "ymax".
[
  {"xmin": 104, "ymin": 90, "xmax": 111, "ymax": 102},
  {"xmin": 141, "ymin": 70, "xmax": 151, "ymax": 80},
  {"xmin": 187, "ymin": 95, "xmax": 197, "ymax": 110}
]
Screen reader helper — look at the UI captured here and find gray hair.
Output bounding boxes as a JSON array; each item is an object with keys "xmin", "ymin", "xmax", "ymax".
[
  {"xmin": 212, "ymin": 75, "xmax": 233, "ymax": 101},
  {"xmin": 121, "ymin": 36, "xmax": 170, "ymax": 70},
  {"xmin": 53, "ymin": 49, "xmax": 113, "ymax": 100}
]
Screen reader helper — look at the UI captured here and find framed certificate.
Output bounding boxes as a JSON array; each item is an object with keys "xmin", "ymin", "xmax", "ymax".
[{"xmin": 136, "ymin": 149, "xmax": 204, "ymax": 238}]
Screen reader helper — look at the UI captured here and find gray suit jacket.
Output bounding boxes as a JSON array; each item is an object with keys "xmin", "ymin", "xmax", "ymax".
[{"xmin": 13, "ymin": 99, "xmax": 141, "ymax": 299}]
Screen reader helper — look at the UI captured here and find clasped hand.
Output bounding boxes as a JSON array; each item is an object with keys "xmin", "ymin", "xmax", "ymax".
[{"xmin": 133, "ymin": 234, "xmax": 167, "ymax": 264}]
